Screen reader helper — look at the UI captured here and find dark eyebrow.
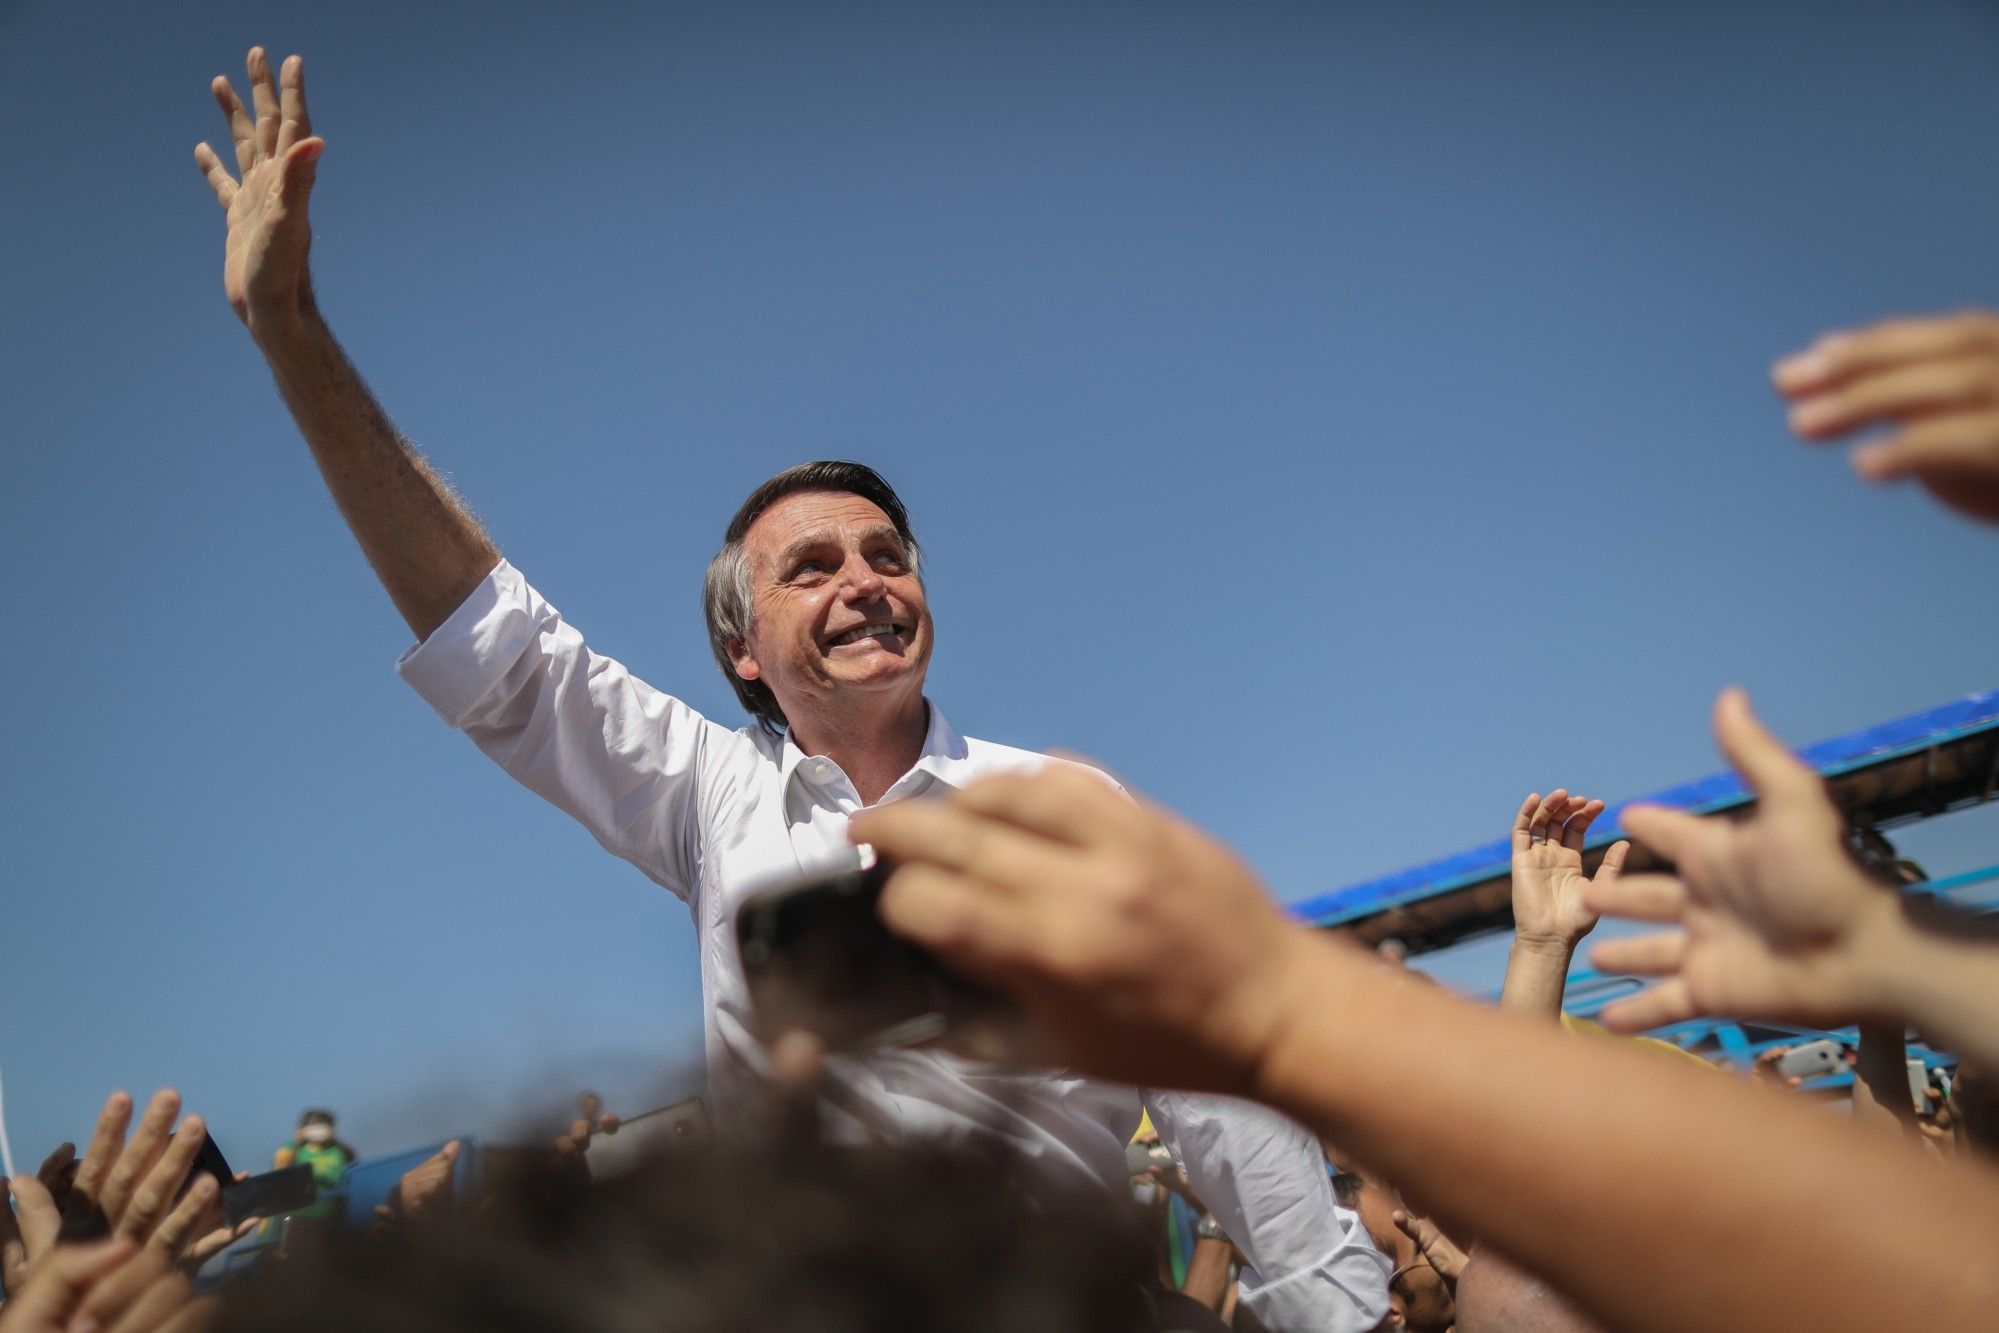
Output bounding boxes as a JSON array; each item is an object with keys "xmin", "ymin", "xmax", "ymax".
[{"xmin": 772, "ymin": 526, "xmax": 906, "ymax": 574}]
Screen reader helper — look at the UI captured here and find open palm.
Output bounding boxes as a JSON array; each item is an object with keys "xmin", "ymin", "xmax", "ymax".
[
  {"xmin": 194, "ymin": 48, "xmax": 322, "ymax": 325},
  {"xmin": 1510, "ymin": 790, "xmax": 1628, "ymax": 947}
]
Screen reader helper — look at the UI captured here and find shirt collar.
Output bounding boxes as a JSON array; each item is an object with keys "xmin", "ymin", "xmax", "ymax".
[{"xmin": 778, "ymin": 700, "xmax": 975, "ymax": 798}]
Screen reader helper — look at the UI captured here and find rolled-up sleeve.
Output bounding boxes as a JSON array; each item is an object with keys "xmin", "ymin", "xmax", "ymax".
[
  {"xmin": 397, "ymin": 559, "xmax": 719, "ymax": 901},
  {"xmin": 1145, "ymin": 1090, "xmax": 1391, "ymax": 1333}
]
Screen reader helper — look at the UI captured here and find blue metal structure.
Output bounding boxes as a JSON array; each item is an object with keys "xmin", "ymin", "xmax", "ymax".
[{"xmin": 1295, "ymin": 688, "xmax": 1999, "ymax": 950}]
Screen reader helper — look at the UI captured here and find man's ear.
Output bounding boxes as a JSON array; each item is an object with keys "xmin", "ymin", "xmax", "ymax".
[{"xmin": 728, "ymin": 637, "xmax": 762, "ymax": 683}]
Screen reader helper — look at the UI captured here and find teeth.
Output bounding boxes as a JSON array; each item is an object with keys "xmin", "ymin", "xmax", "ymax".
[{"xmin": 830, "ymin": 623, "xmax": 897, "ymax": 647}]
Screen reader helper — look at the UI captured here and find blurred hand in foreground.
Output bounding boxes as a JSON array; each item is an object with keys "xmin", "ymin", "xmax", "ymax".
[
  {"xmin": 1775, "ymin": 309, "xmax": 1999, "ymax": 524},
  {"xmin": 850, "ymin": 765, "xmax": 1321, "ymax": 1093},
  {"xmin": 1584, "ymin": 690, "xmax": 1899, "ymax": 1032},
  {"xmin": 376, "ymin": 1140, "xmax": 461, "ymax": 1225},
  {"xmin": 0, "ymin": 1238, "xmax": 216, "ymax": 1333}
]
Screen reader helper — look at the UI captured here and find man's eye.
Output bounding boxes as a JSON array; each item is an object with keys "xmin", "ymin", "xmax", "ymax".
[
  {"xmin": 872, "ymin": 551, "xmax": 908, "ymax": 572},
  {"xmin": 792, "ymin": 560, "xmax": 827, "ymax": 577}
]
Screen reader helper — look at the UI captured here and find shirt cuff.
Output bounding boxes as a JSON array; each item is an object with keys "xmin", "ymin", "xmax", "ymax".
[{"xmin": 395, "ymin": 558, "xmax": 538, "ymax": 727}]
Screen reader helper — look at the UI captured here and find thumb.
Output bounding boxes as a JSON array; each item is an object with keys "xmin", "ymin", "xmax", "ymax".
[
  {"xmin": 281, "ymin": 137, "xmax": 325, "ymax": 202},
  {"xmin": 1711, "ymin": 688, "xmax": 1811, "ymax": 800}
]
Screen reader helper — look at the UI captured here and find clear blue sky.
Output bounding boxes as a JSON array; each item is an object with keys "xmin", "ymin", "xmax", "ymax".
[{"xmin": 4, "ymin": 0, "xmax": 1998, "ymax": 1166}]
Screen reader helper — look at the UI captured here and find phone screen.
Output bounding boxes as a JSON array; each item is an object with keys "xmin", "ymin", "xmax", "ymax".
[{"xmin": 736, "ymin": 848, "xmax": 1010, "ymax": 1052}]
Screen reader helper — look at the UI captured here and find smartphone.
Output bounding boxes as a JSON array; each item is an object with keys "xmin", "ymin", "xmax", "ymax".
[
  {"xmin": 223, "ymin": 1164, "xmax": 317, "ymax": 1227},
  {"xmin": 1909, "ymin": 1058, "xmax": 1936, "ymax": 1114},
  {"xmin": 1776, "ymin": 1039, "xmax": 1845, "ymax": 1081},
  {"xmin": 187, "ymin": 1132, "xmax": 235, "ymax": 1195},
  {"xmin": 735, "ymin": 846, "xmax": 1013, "ymax": 1053},
  {"xmin": 585, "ymin": 1098, "xmax": 711, "ymax": 1180}
]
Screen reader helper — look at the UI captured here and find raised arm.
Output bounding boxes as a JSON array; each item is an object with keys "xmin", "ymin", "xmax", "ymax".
[
  {"xmin": 850, "ymin": 766, "xmax": 1999, "ymax": 1333},
  {"xmin": 1499, "ymin": 790, "xmax": 1626, "ymax": 1021},
  {"xmin": 195, "ymin": 47, "xmax": 498, "ymax": 639}
]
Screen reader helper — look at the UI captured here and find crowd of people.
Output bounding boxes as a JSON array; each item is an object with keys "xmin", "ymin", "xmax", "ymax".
[{"xmin": 6, "ymin": 39, "xmax": 1999, "ymax": 1333}]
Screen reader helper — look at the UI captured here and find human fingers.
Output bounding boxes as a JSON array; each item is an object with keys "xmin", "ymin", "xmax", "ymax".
[
  {"xmin": 1773, "ymin": 312, "xmax": 1999, "ymax": 396},
  {"xmin": 1527, "ymin": 790, "xmax": 1565, "ymax": 846},
  {"xmin": 876, "ymin": 862, "xmax": 1036, "ymax": 985},
  {"xmin": 99, "ymin": 1091, "xmax": 181, "ymax": 1226},
  {"xmin": 8, "ymin": 1174, "xmax": 60, "ymax": 1265},
  {"xmin": 121, "ymin": 1118, "xmax": 206, "ymax": 1245},
  {"xmin": 1562, "ymin": 798, "xmax": 1606, "ymax": 851},
  {"xmin": 1589, "ymin": 929, "xmax": 1688, "ymax": 978},
  {"xmin": 1618, "ymin": 803, "xmax": 1711, "ymax": 865},
  {"xmin": 1595, "ymin": 839, "xmax": 1632, "ymax": 883},
  {"xmin": 275, "ymin": 54, "xmax": 312, "ymax": 157},
  {"xmin": 73, "ymin": 1093, "xmax": 136, "ymax": 1209},
  {"xmin": 145, "ymin": 1174, "xmax": 219, "ymax": 1263},
  {"xmin": 595, "ymin": 1115, "xmax": 619, "ymax": 1136},
  {"xmin": 0, "ymin": 1237, "xmax": 136, "ymax": 1329},
  {"xmin": 103, "ymin": 1266, "xmax": 197, "ymax": 1333},
  {"xmin": 852, "ymin": 796, "xmax": 1071, "ymax": 900},
  {"xmin": 1787, "ymin": 356, "xmax": 1997, "ymax": 439},
  {"xmin": 1711, "ymin": 688, "xmax": 1821, "ymax": 805},
  {"xmin": 155, "ymin": 1294, "xmax": 222, "ymax": 1333},
  {"xmin": 72, "ymin": 1242, "xmax": 176, "ymax": 1332},
  {"xmin": 951, "ymin": 765, "xmax": 1143, "ymax": 847},
  {"xmin": 247, "ymin": 47, "xmax": 281, "ymax": 163},
  {"xmin": 1583, "ymin": 871, "xmax": 1685, "ymax": 924},
  {"xmin": 279, "ymin": 137, "xmax": 325, "ymax": 213},
  {"xmin": 210, "ymin": 76, "xmax": 255, "ymax": 178},
  {"xmin": 1510, "ymin": 793, "xmax": 1541, "ymax": 854},
  {"xmin": 1597, "ymin": 977, "xmax": 1698, "ymax": 1033},
  {"xmin": 1852, "ymin": 409, "xmax": 1999, "ymax": 505},
  {"xmin": 181, "ymin": 1216, "xmax": 258, "ymax": 1270},
  {"xmin": 192, "ymin": 143, "xmax": 238, "ymax": 212}
]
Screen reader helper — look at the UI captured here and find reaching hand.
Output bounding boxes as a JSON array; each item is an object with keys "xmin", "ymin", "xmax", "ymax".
[
  {"xmin": 376, "ymin": 1141, "xmax": 461, "ymax": 1225},
  {"xmin": 194, "ymin": 47, "xmax": 323, "ymax": 328},
  {"xmin": 1509, "ymin": 790, "xmax": 1628, "ymax": 949},
  {"xmin": 1583, "ymin": 689, "xmax": 1900, "ymax": 1032},
  {"xmin": 1774, "ymin": 310, "xmax": 1999, "ymax": 525},
  {"xmin": 60, "ymin": 1091, "xmax": 258, "ymax": 1269},
  {"xmin": 850, "ymin": 765, "xmax": 1321, "ymax": 1094},
  {"xmin": 0, "ymin": 1238, "xmax": 216, "ymax": 1333},
  {"xmin": 1393, "ymin": 1209, "xmax": 1469, "ymax": 1286}
]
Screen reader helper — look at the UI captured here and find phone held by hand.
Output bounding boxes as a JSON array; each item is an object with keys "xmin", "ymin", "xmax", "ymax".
[
  {"xmin": 735, "ymin": 846, "xmax": 1017, "ymax": 1055},
  {"xmin": 1775, "ymin": 1038, "xmax": 1846, "ymax": 1082},
  {"xmin": 223, "ymin": 1164, "xmax": 317, "ymax": 1227}
]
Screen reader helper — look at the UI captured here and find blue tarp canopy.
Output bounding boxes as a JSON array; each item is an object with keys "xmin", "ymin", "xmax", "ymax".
[{"xmin": 1292, "ymin": 687, "xmax": 1999, "ymax": 931}]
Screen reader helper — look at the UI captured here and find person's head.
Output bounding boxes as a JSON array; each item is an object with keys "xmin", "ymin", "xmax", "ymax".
[
  {"xmin": 297, "ymin": 1109, "xmax": 336, "ymax": 1146},
  {"xmin": 1337, "ymin": 1169, "xmax": 1454, "ymax": 1332},
  {"xmin": 577, "ymin": 1090, "xmax": 602, "ymax": 1122},
  {"xmin": 214, "ymin": 1138, "xmax": 1155, "ymax": 1333},
  {"xmin": 704, "ymin": 462, "xmax": 930, "ymax": 737}
]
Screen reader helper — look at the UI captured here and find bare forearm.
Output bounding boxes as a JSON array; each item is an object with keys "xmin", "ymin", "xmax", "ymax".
[
  {"xmin": 1497, "ymin": 937, "xmax": 1574, "ymax": 1021},
  {"xmin": 1249, "ymin": 931, "xmax": 1999, "ymax": 1333},
  {"xmin": 1877, "ymin": 919, "xmax": 1999, "ymax": 1074},
  {"xmin": 251, "ymin": 299, "xmax": 499, "ymax": 639}
]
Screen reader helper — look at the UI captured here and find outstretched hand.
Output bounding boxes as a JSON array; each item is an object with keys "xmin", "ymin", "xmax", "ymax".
[
  {"xmin": 849, "ymin": 765, "xmax": 1322, "ymax": 1094},
  {"xmin": 1584, "ymin": 689, "xmax": 1899, "ymax": 1033},
  {"xmin": 194, "ymin": 46, "xmax": 323, "ymax": 328},
  {"xmin": 1774, "ymin": 310, "xmax": 1999, "ymax": 525},
  {"xmin": 1510, "ymin": 790, "xmax": 1628, "ymax": 949},
  {"xmin": 0, "ymin": 1238, "xmax": 215, "ymax": 1333}
]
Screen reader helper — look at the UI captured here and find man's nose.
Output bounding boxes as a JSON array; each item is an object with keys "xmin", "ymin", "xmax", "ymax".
[{"xmin": 840, "ymin": 558, "xmax": 886, "ymax": 601}]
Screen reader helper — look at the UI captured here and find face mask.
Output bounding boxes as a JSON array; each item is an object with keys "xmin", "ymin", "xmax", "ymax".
[
  {"xmin": 1131, "ymin": 1180, "xmax": 1160, "ymax": 1207},
  {"xmin": 301, "ymin": 1124, "xmax": 333, "ymax": 1144}
]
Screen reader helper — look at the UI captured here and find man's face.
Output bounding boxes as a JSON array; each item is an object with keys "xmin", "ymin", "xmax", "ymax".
[{"xmin": 731, "ymin": 491, "xmax": 932, "ymax": 722}]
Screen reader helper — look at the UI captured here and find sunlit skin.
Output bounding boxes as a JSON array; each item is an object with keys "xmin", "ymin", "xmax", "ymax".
[{"xmin": 728, "ymin": 491, "xmax": 934, "ymax": 803}]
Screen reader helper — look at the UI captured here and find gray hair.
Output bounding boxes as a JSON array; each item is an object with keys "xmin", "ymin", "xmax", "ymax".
[{"xmin": 704, "ymin": 462, "xmax": 923, "ymax": 735}]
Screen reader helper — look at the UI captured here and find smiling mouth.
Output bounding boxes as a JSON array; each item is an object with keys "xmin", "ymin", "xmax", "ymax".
[{"xmin": 825, "ymin": 622, "xmax": 905, "ymax": 649}]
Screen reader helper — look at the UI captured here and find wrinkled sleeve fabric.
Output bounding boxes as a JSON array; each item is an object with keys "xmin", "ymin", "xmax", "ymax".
[
  {"xmin": 1145, "ymin": 1090, "xmax": 1392, "ymax": 1333},
  {"xmin": 396, "ymin": 559, "xmax": 715, "ymax": 901}
]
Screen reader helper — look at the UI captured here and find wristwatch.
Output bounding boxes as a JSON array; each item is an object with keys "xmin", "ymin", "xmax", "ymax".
[{"xmin": 1194, "ymin": 1214, "xmax": 1228, "ymax": 1241}]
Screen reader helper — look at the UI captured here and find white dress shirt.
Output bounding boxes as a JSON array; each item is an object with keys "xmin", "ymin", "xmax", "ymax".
[{"xmin": 397, "ymin": 559, "xmax": 1390, "ymax": 1330}]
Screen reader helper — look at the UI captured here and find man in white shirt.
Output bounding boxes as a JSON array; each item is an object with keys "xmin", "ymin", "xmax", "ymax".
[{"xmin": 194, "ymin": 46, "xmax": 1390, "ymax": 1329}]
